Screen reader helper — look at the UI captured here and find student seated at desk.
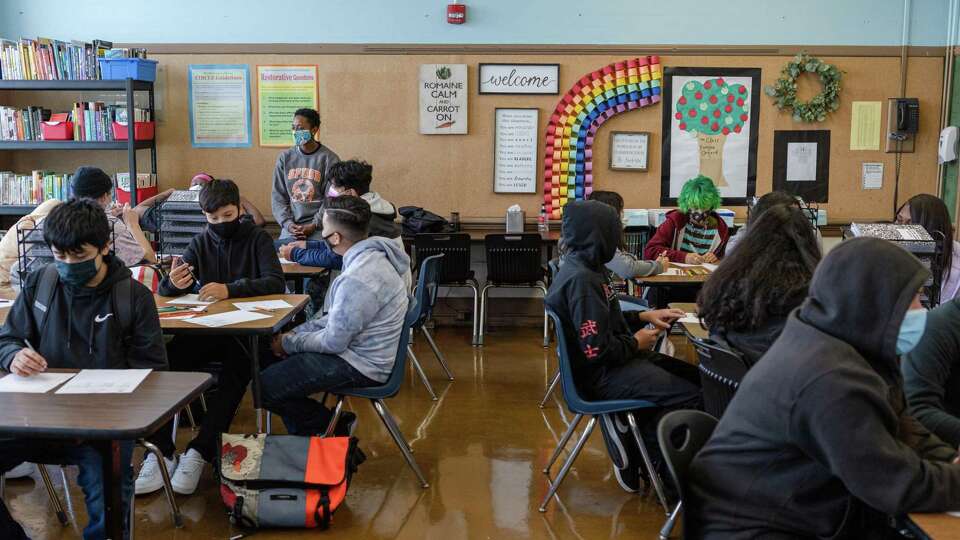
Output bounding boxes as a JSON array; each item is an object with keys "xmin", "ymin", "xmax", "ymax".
[
  {"xmin": 0, "ymin": 198, "xmax": 61, "ymax": 296},
  {"xmin": 896, "ymin": 194, "xmax": 960, "ymax": 302},
  {"xmin": 132, "ymin": 172, "xmax": 266, "ymax": 232},
  {"xmin": 262, "ymin": 195, "xmax": 410, "ymax": 437},
  {"xmin": 697, "ymin": 204, "xmax": 820, "ymax": 366},
  {"xmin": 12, "ymin": 167, "xmax": 156, "ymax": 290},
  {"xmin": 687, "ymin": 238, "xmax": 960, "ymax": 539},
  {"xmin": 587, "ymin": 190, "xmax": 668, "ymax": 279},
  {"xmin": 278, "ymin": 160, "xmax": 403, "ymax": 269},
  {"xmin": 903, "ymin": 298, "xmax": 960, "ymax": 448},
  {"xmin": 0, "ymin": 199, "xmax": 167, "ymax": 540},
  {"xmin": 546, "ymin": 200, "xmax": 701, "ymax": 493},
  {"xmin": 138, "ymin": 179, "xmax": 283, "ymax": 497},
  {"xmin": 643, "ymin": 175, "xmax": 728, "ymax": 264}
]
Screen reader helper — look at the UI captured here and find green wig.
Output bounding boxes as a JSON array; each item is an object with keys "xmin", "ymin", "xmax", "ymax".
[{"xmin": 677, "ymin": 175, "xmax": 722, "ymax": 213}]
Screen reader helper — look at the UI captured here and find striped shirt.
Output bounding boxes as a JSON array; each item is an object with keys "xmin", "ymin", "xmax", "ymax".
[{"xmin": 679, "ymin": 217, "xmax": 719, "ymax": 255}]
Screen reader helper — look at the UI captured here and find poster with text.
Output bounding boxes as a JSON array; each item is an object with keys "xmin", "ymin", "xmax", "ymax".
[
  {"xmin": 257, "ymin": 65, "xmax": 318, "ymax": 147},
  {"xmin": 660, "ymin": 67, "xmax": 760, "ymax": 205},
  {"xmin": 188, "ymin": 64, "xmax": 251, "ymax": 148},
  {"xmin": 494, "ymin": 108, "xmax": 539, "ymax": 193},
  {"xmin": 419, "ymin": 64, "xmax": 467, "ymax": 134}
]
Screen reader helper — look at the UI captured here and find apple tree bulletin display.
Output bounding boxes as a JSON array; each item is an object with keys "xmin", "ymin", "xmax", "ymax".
[{"xmin": 542, "ymin": 56, "xmax": 662, "ymax": 220}]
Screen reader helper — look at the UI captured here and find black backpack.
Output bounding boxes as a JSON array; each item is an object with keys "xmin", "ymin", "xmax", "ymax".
[
  {"xmin": 32, "ymin": 264, "xmax": 135, "ymax": 348},
  {"xmin": 398, "ymin": 206, "xmax": 453, "ymax": 235}
]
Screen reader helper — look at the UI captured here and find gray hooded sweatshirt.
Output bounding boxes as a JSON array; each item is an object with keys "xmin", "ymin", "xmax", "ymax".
[{"xmin": 282, "ymin": 236, "xmax": 410, "ymax": 383}]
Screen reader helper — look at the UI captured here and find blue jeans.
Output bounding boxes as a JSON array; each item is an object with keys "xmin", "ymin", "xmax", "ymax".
[
  {"xmin": 0, "ymin": 439, "xmax": 134, "ymax": 540},
  {"xmin": 261, "ymin": 352, "xmax": 378, "ymax": 436}
]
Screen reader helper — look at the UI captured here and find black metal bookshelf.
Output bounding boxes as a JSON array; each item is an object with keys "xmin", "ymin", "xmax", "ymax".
[{"xmin": 0, "ymin": 77, "xmax": 157, "ymax": 213}]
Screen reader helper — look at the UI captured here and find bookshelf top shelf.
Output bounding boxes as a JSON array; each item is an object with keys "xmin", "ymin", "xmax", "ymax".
[{"xmin": 0, "ymin": 80, "xmax": 153, "ymax": 91}]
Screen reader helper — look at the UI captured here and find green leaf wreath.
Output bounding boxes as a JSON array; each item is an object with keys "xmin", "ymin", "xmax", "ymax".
[{"xmin": 764, "ymin": 53, "xmax": 843, "ymax": 122}]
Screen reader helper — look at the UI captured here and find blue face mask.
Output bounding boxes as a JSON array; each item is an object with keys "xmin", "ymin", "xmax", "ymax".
[
  {"xmin": 293, "ymin": 129, "xmax": 313, "ymax": 146},
  {"xmin": 55, "ymin": 257, "xmax": 100, "ymax": 287},
  {"xmin": 896, "ymin": 308, "xmax": 928, "ymax": 355}
]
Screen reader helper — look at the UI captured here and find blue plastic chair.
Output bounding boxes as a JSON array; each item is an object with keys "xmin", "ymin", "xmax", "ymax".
[
  {"xmin": 539, "ymin": 309, "xmax": 672, "ymax": 514},
  {"xmin": 406, "ymin": 254, "xmax": 454, "ymax": 401},
  {"xmin": 322, "ymin": 301, "xmax": 429, "ymax": 488}
]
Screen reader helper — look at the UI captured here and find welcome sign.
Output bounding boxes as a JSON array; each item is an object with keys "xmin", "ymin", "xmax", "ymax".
[{"xmin": 479, "ymin": 64, "xmax": 560, "ymax": 95}]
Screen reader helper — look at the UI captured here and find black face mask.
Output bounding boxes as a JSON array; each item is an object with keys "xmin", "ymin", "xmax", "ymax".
[{"xmin": 210, "ymin": 217, "xmax": 240, "ymax": 239}]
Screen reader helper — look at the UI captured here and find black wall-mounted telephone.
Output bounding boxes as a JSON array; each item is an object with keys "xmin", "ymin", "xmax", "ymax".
[{"xmin": 894, "ymin": 97, "xmax": 920, "ymax": 134}]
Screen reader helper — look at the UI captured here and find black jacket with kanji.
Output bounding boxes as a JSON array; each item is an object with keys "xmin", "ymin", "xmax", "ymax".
[{"xmin": 545, "ymin": 200, "xmax": 645, "ymax": 395}]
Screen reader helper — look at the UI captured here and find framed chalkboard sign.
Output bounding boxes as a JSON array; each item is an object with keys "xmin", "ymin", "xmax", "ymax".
[{"xmin": 609, "ymin": 131, "xmax": 650, "ymax": 171}]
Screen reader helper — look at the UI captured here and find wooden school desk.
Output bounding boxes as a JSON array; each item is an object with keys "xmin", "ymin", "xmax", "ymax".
[
  {"xmin": 156, "ymin": 293, "xmax": 309, "ymax": 433},
  {"xmin": 907, "ymin": 513, "xmax": 960, "ymax": 539},
  {"xmin": 0, "ymin": 370, "xmax": 211, "ymax": 540},
  {"xmin": 669, "ymin": 302, "xmax": 709, "ymax": 341},
  {"xmin": 636, "ymin": 265, "xmax": 711, "ymax": 308},
  {"xmin": 282, "ymin": 262, "xmax": 327, "ymax": 294}
]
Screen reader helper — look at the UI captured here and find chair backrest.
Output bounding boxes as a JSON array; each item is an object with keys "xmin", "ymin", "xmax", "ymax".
[
  {"xmin": 692, "ymin": 338, "xmax": 749, "ymax": 418},
  {"xmin": 380, "ymin": 300, "xmax": 420, "ymax": 396},
  {"xmin": 414, "ymin": 254, "xmax": 444, "ymax": 324},
  {"xmin": 414, "ymin": 233, "xmax": 473, "ymax": 284},
  {"xmin": 485, "ymin": 234, "xmax": 543, "ymax": 285},
  {"xmin": 656, "ymin": 410, "xmax": 718, "ymax": 505},
  {"xmin": 547, "ymin": 309, "xmax": 590, "ymax": 414}
]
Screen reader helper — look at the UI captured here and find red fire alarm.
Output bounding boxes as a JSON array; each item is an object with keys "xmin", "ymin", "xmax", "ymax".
[{"xmin": 447, "ymin": 2, "xmax": 466, "ymax": 24}]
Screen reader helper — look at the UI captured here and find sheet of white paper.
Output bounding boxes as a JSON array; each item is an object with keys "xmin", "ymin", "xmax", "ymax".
[
  {"xmin": 0, "ymin": 372, "xmax": 77, "ymax": 393},
  {"xmin": 861, "ymin": 162, "xmax": 884, "ymax": 190},
  {"xmin": 186, "ymin": 310, "xmax": 272, "ymax": 328},
  {"xmin": 232, "ymin": 300, "xmax": 293, "ymax": 311},
  {"xmin": 786, "ymin": 142, "xmax": 818, "ymax": 182},
  {"xmin": 663, "ymin": 268, "xmax": 683, "ymax": 276},
  {"xmin": 678, "ymin": 316, "xmax": 701, "ymax": 324},
  {"xmin": 671, "ymin": 262, "xmax": 698, "ymax": 267},
  {"xmin": 0, "ymin": 299, "xmax": 14, "ymax": 309},
  {"xmin": 55, "ymin": 369, "xmax": 151, "ymax": 394},
  {"xmin": 702, "ymin": 263, "xmax": 718, "ymax": 272},
  {"xmin": 279, "ymin": 257, "xmax": 294, "ymax": 265},
  {"xmin": 167, "ymin": 294, "xmax": 215, "ymax": 306}
]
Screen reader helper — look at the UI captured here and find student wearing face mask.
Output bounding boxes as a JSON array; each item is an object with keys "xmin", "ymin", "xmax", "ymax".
[
  {"xmin": 139, "ymin": 179, "xmax": 283, "ymax": 497},
  {"xmin": 271, "ymin": 108, "xmax": 340, "ymax": 242},
  {"xmin": 686, "ymin": 238, "xmax": 960, "ymax": 539},
  {"xmin": 643, "ymin": 175, "xmax": 729, "ymax": 264},
  {"xmin": 261, "ymin": 195, "xmax": 411, "ymax": 438},
  {"xmin": 0, "ymin": 199, "xmax": 167, "ymax": 540},
  {"xmin": 131, "ymin": 172, "xmax": 266, "ymax": 231}
]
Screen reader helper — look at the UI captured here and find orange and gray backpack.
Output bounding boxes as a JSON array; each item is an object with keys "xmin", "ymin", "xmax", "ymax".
[{"xmin": 218, "ymin": 433, "xmax": 364, "ymax": 530}]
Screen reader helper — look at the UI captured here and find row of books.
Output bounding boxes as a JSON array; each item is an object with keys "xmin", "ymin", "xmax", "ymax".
[
  {"xmin": 0, "ymin": 38, "xmax": 145, "ymax": 81},
  {"xmin": 0, "ymin": 106, "xmax": 50, "ymax": 141},
  {"xmin": 0, "ymin": 103, "xmax": 152, "ymax": 141},
  {"xmin": 0, "ymin": 171, "xmax": 71, "ymax": 206}
]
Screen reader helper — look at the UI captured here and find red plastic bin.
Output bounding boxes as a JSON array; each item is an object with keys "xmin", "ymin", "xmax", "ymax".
[
  {"xmin": 40, "ymin": 121, "xmax": 74, "ymax": 141},
  {"xmin": 116, "ymin": 185, "xmax": 158, "ymax": 206},
  {"xmin": 111, "ymin": 121, "xmax": 155, "ymax": 141}
]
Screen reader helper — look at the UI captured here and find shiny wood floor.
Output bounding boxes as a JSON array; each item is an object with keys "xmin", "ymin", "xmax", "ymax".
[{"xmin": 6, "ymin": 327, "xmax": 672, "ymax": 539}]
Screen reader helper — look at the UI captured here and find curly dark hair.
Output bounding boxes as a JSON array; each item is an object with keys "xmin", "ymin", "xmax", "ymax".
[{"xmin": 697, "ymin": 204, "xmax": 820, "ymax": 334}]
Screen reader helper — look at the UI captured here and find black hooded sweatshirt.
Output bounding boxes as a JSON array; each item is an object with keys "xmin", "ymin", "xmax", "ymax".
[
  {"xmin": 158, "ymin": 216, "xmax": 284, "ymax": 298},
  {"xmin": 0, "ymin": 256, "xmax": 167, "ymax": 372},
  {"xmin": 545, "ymin": 200, "xmax": 643, "ymax": 391},
  {"xmin": 686, "ymin": 238, "xmax": 960, "ymax": 539}
]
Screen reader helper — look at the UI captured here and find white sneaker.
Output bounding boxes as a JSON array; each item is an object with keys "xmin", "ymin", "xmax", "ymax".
[
  {"xmin": 135, "ymin": 453, "xmax": 177, "ymax": 495},
  {"xmin": 5, "ymin": 463, "xmax": 34, "ymax": 479},
  {"xmin": 170, "ymin": 449, "xmax": 205, "ymax": 495}
]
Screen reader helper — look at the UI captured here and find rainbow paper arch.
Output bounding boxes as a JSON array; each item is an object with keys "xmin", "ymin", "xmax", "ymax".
[{"xmin": 543, "ymin": 56, "xmax": 663, "ymax": 219}]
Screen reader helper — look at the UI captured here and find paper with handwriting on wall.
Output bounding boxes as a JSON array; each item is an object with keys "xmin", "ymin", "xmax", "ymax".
[
  {"xmin": 0, "ymin": 372, "xmax": 77, "ymax": 393},
  {"xmin": 55, "ymin": 369, "xmax": 151, "ymax": 394},
  {"xmin": 167, "ymin": 294, "xmax": 215, "ymax": 306},
  {"xmin": 186, "ymin": 310, "xmax": 272, "ymax": 328},
  {"xmin": 232, "ymin": 300, "xmax": 293, "ymax": 311}
]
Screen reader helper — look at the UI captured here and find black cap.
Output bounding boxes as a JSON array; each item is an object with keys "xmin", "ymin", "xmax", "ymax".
[{"xmin": 71, "ymin": 167, "xmax": 113, "ymax": 199}]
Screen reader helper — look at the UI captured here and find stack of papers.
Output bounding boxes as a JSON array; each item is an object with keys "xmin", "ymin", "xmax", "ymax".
[
  {"xmin": 233, "ymin": 300, "xmax": 292, "ymax": 311},
  {"xmin": 186, "ymin": 310, "xmax": 272, "ymax": 328},
  {"xmin": 0, "ymin": 372, "xmax": 76, "ymax": 393}
]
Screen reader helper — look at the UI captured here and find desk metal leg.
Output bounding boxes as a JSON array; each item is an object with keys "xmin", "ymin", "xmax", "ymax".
[
  {"xmin": 294, "ymin": 277, "xmax": 304, "ymax": 295},
  {"xmin": 94, "ymin": 440, "xmax": 123, "ymax": 540},
  {"xmin": 250, "ymin": 335, "xmax": 265, "ymax": 434}
]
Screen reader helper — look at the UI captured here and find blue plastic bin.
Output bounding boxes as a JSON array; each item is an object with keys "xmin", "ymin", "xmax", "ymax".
[{"xmin": 97, "ymin": 58, "xmax": 158, "ymax": 82}]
